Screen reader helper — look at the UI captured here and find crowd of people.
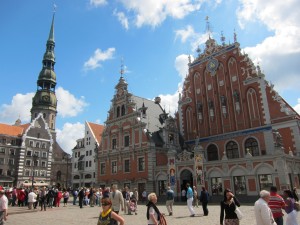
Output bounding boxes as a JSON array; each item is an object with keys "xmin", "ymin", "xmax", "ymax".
[{"xmin": 0, "ymin": 184, "xmax": 299, "ymax": 225}]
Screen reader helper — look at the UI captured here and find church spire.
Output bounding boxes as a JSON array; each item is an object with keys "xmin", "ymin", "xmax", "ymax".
[{"xmin": 31, "ymin": 13, "xmax": 58, "ymax": 132}]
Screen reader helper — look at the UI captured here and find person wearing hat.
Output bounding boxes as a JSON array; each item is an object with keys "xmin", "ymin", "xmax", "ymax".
[
  {"xmin": 0, "ymin": 189, "xmax": 8, "ymax": 224},
  {"xmin": 97, "ymin": 198, "xmax": 124, "ymax": 225}
]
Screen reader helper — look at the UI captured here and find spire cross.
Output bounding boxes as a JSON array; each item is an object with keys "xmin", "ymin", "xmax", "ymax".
[
  {"xmin": 120, "ymin": 57, "xmax": 124, "ymax": 78},
  {"xmin": 53, "ymin": 3, "xmax": 57, "ymax": 13},
  {"xmin": 205, "ymin": 16, "xmax": 212, "ymax": 38}
]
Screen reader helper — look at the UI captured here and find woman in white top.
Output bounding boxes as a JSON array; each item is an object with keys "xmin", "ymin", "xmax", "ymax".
[
  {"xmin": 146, "ymin": 193, "xmax": 161, "ymax": 225},
  {"xmin": 28, "ymin": 190, "xmax": 37, "ymax": 210}
]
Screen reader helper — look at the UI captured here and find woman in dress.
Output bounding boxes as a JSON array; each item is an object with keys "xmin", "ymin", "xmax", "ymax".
[
  {"xmin": 220, "ymin": 188, "xmax": 241, "ymax": 225},
  {"xmin": 283, "ymin": 189, "xmax": 298, "ymax": 225},
  {"xmin": 97, "ymin": 198, "xmax": 124, "ymax": 225}
]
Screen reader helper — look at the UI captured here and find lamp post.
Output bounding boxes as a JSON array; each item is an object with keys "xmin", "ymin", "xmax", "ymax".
[
  {"xmin": 63, "ymin": 153, "xmax": 71, "ymax": 189},
  {"xmin": 31, "ymin": 153, "xmax": 38, "ymax": 189}
]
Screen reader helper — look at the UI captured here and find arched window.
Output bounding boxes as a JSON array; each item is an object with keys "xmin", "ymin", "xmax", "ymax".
[
  {"xmin": 85, "ymin": 174, "xmax": 92, "ymax": 179},
  {"xmin": 207, "ymin": 144, "xmax": 219, "ymax": 161},
  {"xmin": 57, "ymin": 171, "xmax": 61, "ymax": 181},
  {"xmin": 245, "ymin": 138, "xmax": 259, "ymax": 156},
  {"xmin": 226, "ymin": 141, "xmax": 239, "ymax": 159}
]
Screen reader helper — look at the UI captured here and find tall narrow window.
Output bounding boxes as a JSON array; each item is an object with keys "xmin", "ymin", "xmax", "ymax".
[
  {"xmin": 111, "ymin": 161, "xmax": 117, "ymax": 174},
  {"xmin": 112, "ymin": 139, "xmax": 117, "ymax": 149},
  {"xmin": 124, "ymin": 136, "xmax": 130, "ymax": 147}
]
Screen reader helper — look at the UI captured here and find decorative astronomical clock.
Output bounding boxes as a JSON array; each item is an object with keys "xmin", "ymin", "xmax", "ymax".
[{"xmin": 206, "ymin": 58, "xmax": 219, "ymax": 75}]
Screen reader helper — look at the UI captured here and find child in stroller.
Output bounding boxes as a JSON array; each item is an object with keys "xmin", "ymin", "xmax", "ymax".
[{"xmin": 128, "ymin": 196, "xmax": 137, "ymax": 215}]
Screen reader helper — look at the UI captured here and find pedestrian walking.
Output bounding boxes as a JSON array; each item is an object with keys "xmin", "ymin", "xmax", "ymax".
[
  {"xmin": 269, "ymin": 186, "xmax": 285, "ymax": 225},
  {"xmin": 142, "ymin": 189, "xmax": 147, "ymax": 203},
  {"xmin": 97, "ymin": 198, "xmax": 125, "ymax": 225},
  {"xmin": 27, "ymin": 190, "xmax": 37, "ymax": 210},
  {"xmin": 283, "ymin": 189, "xmax": 298, "ymax": 225},
  {"xmin": 220, "ymin": 188, "xmax": 241, "ymax": 225},
  {"xmin": 0, "ymin": 189, "xmax": 8, "ymax": 224},
  {"xmin": 39, "ymin": 187, "xmax": 47, "ymax": 211},
  {"xmin": 166, "ymin": 186, "xmax": 174, "ymax": 216},
  {"xmin": 200, "ymin": 186, "xmax": 209, "ymax": 216},
  {"xmin": 73, "ymin": 189, "xmax": 78, "ymax": 205},
  {"xmin": 78, "ymin": 187, "xmax": 85, "ymax": 209},
  {"xmin": 109, "ymin": 184, "xmax": 124, "ymax": 216},
  {"xmin": 186, "ymin": 183, "xmax": 195, "ymax": 217},
  {"xmin": 254, "ymin": 190, "xmax": 276, "ymax": 225},
  {"xmin": 63, "ymin": 189, "xmax": 69, "ymax": 207}
]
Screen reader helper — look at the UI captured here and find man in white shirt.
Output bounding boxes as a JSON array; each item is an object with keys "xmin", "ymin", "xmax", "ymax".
[
  {"xmin": 0, "ymin": 189, "xmax": 8, "ymax": 224},
  {"xmin": 254, "ymin": 190, "xmax": 277, "ymax": 225},
  {"xmin": 28, "ymin": 190, "xmax": 37, "ymax": 210},
  {"xmin": 109, "ymin": 184, "xmax": 124, "ymax": 214}
]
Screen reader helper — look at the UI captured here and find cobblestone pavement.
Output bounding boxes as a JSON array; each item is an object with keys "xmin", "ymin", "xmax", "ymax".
[{"xmin": 6, "ymin": 202, "xmax": 300, "ymax": 225}]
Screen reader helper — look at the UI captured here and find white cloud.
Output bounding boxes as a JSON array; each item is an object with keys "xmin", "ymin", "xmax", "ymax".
[
  {"xmin": 158, "ymin": 54, "xmax": 191, "ymax": 116},
  {"xmin": 294, "ymin": 99, "xmax": 300, "ymax": 115},
  {"xmin": 237, "ymin": 0, "xmax": 300, "ymax": 92},
  {"xmin": 56, "ymin": 122, "xmax": 85, "ymax": 154},
  {"xmin": 113, "ymin": 10, "xmax": 129, "ymax": 30},
  {"xmin": 175, "ymin": 25, "xmax": 196, "ymax": 43},
  {"xmin": 56, "ymin": 87, "xmax": 88, "ymax": 118},
  {"xmin": 175, "ymin": 25, "xmax": 211, "ymax": 51},
  {"xmin": 83, "ymin": 48, "xmax": 115, "ymax": 71},
  {"xmin": 90, "ymin": 0, "xmax": 107, "ymax": 7},
  {"xmin": 0, "ymin": 93, "xmax": 34, "ymax": 124},
  {"xmin": 0, "ymin": 87, "xmax": 88, "ymax": 124},
  {"xmin": 119, "ymin": 0, "xmax": 202, "ymax": 28}
]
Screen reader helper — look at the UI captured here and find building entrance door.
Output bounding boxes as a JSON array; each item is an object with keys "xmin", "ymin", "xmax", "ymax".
[{"xmin": 180, "ymin": 169, "xmax": 193, "ymax": 201}]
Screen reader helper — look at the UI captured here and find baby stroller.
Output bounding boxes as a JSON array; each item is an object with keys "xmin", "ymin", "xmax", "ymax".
[{"xmin": 128, "ymin": 197, "xmax": 137, "ymax": 215}]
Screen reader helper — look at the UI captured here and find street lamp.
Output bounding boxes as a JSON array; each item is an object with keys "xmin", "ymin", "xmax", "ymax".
[
  {"xmin": 31, "ymin": 153, "xmax": 38, "ymax": 189},
  {"xmin": 63, "ymin": 153, "xmax": 71, "ymax": 188}
]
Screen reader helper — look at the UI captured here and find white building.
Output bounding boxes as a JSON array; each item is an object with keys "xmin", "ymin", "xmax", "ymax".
[{"xmin": 72, "ymin": 121, "xmax": 104, "ymax": 188}]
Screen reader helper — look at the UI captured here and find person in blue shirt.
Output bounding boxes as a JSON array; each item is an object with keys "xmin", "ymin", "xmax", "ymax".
[{"xmin": 186, "ymin": 183, "xmax": 195, "ymax": 217}]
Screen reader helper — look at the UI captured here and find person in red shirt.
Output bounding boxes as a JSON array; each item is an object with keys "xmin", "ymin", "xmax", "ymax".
[{"xmin": 268, "ymin": 186, "xmax": 285, "ymax": 225}]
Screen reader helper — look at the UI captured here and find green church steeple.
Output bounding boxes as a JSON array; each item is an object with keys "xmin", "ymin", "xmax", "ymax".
[{"xmin": 31, "ymin": 13, "xmax": 57, "ymax": 132}]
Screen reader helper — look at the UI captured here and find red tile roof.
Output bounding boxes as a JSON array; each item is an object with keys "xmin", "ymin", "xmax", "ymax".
[
  {"xmin": 0, "ymin": 123, "xmax": 29, "ymax": 137},
  {"xmin": 87, "ymin": 122, "xmax": 104, "ymax": 144}
]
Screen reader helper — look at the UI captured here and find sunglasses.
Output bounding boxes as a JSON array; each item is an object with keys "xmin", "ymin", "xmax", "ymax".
[{"xmin": 102, "ymin": 203, "xmax": 111, "ymax": 206}]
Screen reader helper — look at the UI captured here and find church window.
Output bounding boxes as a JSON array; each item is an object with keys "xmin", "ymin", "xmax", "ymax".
[
  {"xmin": 138, "ymin": 157, "xmax": 145, "ymax": 172},
  {"xmin": 124, "ymin": 136, "xmax": 129, "ymax": 147},
  {"xmin": 207, "ymin": 144, "xmax": 219, "ymax": 161},
  {"xmin": 124, "ymin": 159, "xmax": 130, "ymax": 173},
  {"xmin": 121, "ymin": 105, "xmax": 125, "ymax": 116},
  {"xmin": 112, "ymin": 139, "xmax": 117, "ymax": 149},
  {"xmin": 111, "ymin": 161, "xmax": 117, "ymax": 174},
  {"xmin": 117, "ymin": 107, "xmax": 120, "ymax": 117},
  {"xmin": 226, "ymin": 141, "xmax": 239, "ymax": 159},
  {"xmin": 245, "ymin": 138, "xmax": 259, "ymax": 156}
]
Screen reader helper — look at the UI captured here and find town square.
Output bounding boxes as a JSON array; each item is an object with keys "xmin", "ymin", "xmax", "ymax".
[{"xmin": 1, "ymin": 1, "xmax": 300, "ymax": 225}]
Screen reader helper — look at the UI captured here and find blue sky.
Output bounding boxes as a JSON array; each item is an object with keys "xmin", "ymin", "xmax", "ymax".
[{"xmin": 1, "ymin": 0, "xmax": 299, "ymax": 153}]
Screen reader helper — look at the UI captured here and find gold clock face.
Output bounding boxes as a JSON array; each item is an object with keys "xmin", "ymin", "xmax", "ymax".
[{"xmin": 207, "ymin": 58, "xmax": 219, "ymax": 73}]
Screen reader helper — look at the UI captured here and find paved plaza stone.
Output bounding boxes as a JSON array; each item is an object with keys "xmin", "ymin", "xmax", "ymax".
[{"xmin": 6, "ymin": 202, "xmax": 300, "ymax": 225}]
